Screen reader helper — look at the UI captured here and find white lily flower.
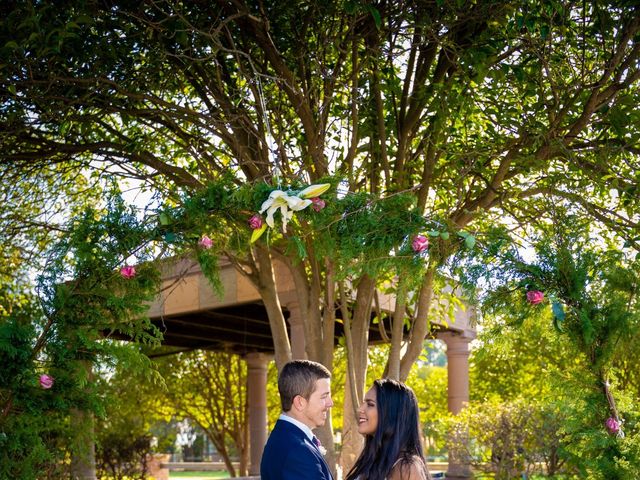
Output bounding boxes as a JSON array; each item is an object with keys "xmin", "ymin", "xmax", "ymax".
[{"xmin": 259, "ymin": 190, "xmax": 312, "ymax": 232}]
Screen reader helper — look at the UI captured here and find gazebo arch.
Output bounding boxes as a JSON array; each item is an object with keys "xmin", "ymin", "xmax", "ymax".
[{"xmin": 146, "ymin": 257, "xmax": 476, "ymax": 478}]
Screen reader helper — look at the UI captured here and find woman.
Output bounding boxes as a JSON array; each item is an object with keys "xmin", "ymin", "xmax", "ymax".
[{"xmin": 345, "ymin": 378, "xmax": 432, "ymax": 480}]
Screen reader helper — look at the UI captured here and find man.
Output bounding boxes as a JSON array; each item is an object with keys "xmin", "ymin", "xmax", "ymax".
[{"xmin": 260, "ymin": 359, "xmax": 334, "ymax": 480}]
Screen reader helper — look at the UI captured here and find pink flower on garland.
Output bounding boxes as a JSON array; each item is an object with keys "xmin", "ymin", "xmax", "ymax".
[
  {"xmin": 248, "ymin": 214, "xmax": 263, "ymax": 230},
  {"xmin": 605, "ymin": 417, "xmax": 621, "ymax": 434},
  {"xmin": 199, "ymin": 235, "xmax": 213, "ymax": 249},
  {"xmin": 412, "ymin": 235, "xmax": 429, "ymax": 253},
  {"xmin": 120, "ymin": 265, "xmax": 136, "ymax": 279},
  {"xmin": 526, "ymin": 290, "xmax": 545, "ymax": 305},
  {"xmin": 39, "ymin": 374, "xmax": 54, "ymax": 389},
  {"xmin": 311, "ymin": 197, "xmax": 326, "ymax": 212}
]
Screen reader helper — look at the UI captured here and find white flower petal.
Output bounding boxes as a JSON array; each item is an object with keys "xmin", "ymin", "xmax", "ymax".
[
  {"xmin": 269, "ymin": 190, "xmax": 287, "ymax": 199},
  {"xmin": 260, "ymin": 191, "xmax": 287, "ymax": 213},
  {"xmin": 279, "ymin": 204, "xmax": 292, "ymax": 231},
  {"xmin": 265, "ymin": 206, "xmax": 278, "ymax": 228},
  {"xmin": 286, "ymin": 195, "xmax": 312, "ymax": 211}
]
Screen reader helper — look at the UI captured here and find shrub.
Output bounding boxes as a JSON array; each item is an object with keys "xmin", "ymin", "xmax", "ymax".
[{"xmin": 443, "ymin": 399, "xmax": 573, "ymax": 479}]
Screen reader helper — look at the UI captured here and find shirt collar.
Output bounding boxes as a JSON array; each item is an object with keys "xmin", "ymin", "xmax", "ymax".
[{"xmin": 279, "ymin": 413, "xmax": 314, "ymax": 441}]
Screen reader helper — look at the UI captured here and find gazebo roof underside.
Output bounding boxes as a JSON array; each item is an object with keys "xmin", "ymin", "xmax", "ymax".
[{"xmin": 147, "ymin": 302, "xmax": 444, "ymax": 356}]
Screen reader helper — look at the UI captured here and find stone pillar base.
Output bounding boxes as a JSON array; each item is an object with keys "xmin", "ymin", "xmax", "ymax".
[{"xmin": 147, "ymin": 454, "xmax": 170, "ymax": 480}]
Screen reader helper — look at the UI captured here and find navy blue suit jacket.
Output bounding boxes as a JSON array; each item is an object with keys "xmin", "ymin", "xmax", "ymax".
[{"xmin": 260, "ymin": 419, "xmax": 333, "ymax": 480}]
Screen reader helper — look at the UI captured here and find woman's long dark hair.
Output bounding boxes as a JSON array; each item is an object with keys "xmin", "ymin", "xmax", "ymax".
[{"xmin": 345, "ymin": 378, "xmax": 425, "ymax": 480}]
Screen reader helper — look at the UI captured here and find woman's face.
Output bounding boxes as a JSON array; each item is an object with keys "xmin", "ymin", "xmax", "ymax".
[{"xmin": 357, "ymin": 386, "xmax": 378, "ymax": 436}]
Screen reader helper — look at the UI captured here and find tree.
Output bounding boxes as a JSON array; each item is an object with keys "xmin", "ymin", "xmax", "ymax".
[
  {"xmin": 0, "ymin": 195, "xmax": 164, "ymax": 479},
  {"xmin": 153, "ymin": 350, "xmax": 250, "ymax": 477},
  {"xmin": 466, "ymin": 215, "xmax": 640, "ymax": 478},
  {"xmin": 1, "ymin": 0, "xmax": 639, "ymax": 471},
  {"xmin": 467, "ymin": 307, "xmax": 582, "ymax": 477},
  {"xmin": 470, "ymin": 309, "xmax": 571, "ymax": 404}
]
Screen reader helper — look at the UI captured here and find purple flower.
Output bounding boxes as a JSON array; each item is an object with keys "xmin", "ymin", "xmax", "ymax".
[
  {"xmin": 526, "ymin": 290, "xmax": 545, "ymax": 305},
  {"xmin": 248, "ymin": 214, "xmax": 263, "ymax": 230},
  {"xmin": 39, "ymin": 374, "xmax": 54, "ymax": 389},
  {"xmin": 605, "ymin": 417, "xmax": 621, "ymax": 434},
  {"xmin": 198, "ymin": 235, "xmax": 213, "ymax": 249},
  {"xmin": 311, "ymin": 197, "xmax": 326, "ymax": 212},
  {"xmin": 120, "ymin": 265, "xmax": 136, "ymax": 279},
  {"xmin": 412, "ymin": 235, "xmax": 429, "ymax": 253}
]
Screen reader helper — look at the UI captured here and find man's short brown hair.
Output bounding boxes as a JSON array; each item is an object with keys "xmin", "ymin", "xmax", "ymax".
[{"xmin": 278, "ymin": 360, "xmax": 331, "ymax": 412}]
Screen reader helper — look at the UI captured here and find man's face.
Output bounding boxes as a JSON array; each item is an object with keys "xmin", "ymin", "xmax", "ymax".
[{"xmin": 299, "ymin": 378, "xmax": 333, "ymax": 429}]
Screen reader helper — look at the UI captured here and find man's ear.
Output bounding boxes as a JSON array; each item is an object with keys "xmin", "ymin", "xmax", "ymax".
[{"xmin": 292, "ymin": 394, "xmax": 307, "ymax": 411}]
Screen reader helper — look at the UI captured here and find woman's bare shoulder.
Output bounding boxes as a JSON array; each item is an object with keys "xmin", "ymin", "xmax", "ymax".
[{"xmin": 388, "ymin": 456, "xmax": 431, "ymax": 480}]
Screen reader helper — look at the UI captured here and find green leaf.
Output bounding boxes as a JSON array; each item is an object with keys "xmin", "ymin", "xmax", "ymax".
[
  {"xmin": 439, "ymin": 231, "xmax": 450, "ymax": 240},
  {"xmin": 540, "ymin": 25, "xmax": 549, "ymax": 39},
  {"xmin": 464, "ymin": 235, "xmax": 476, "ymax": 249},
  {"xmin": 159, "ymin": 212, "xmax": 171, "ymax": 226},
  {"xmin": 366, "ymin": 6, "xmax": 382, "ymax": 29}
]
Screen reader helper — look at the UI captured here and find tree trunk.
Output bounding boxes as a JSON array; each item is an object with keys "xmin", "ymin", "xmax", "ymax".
[
  {"xmin": 387, "ymin": 276, "xmax": 409, "ymax": 380},
  {"xmin": 399, "ymin": 268, "xmax": 435, "ymax": 381},
  {"xmin": 339, "ymin": 274, "xmax": 376, "ymax": 475},
  {"xmin": 239, "ymin": 377, "xmax": 250, "ymax": 477},
  {"xmin": 254, "ymin": 247, "xmax": 292, "ymax": 370}
]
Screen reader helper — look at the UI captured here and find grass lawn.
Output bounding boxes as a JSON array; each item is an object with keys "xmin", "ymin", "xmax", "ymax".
[{"xmin": 169, "ymin": 471, "xmax": 229, "ymax": 479}]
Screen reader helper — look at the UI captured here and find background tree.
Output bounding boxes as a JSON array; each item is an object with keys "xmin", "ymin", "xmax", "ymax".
[
  {"xmin": 94, "ymin": 350, "xmax": 164, "ymax": 480},
  {"xmin": 462, "ymin": 215, "xmax": 640, "ymax": 478},
  {"xmin": 0, "ymin": 194, "xmax": 164, "ymax": 480},
  {"xmin": 152, "ymin": 350, "xmax": 250, "ymax": 477},
  {"xmin": 466, "ymin": 306, "xmax": 581, "ymax": 477}
]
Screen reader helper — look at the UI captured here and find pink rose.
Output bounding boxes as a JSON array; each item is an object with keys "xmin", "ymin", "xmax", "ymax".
[
  {"xmin": 248, "ymin": 215, "xmax": 263, "ymax": 230},
  {"xmin": 311, "ymin": 197, "xmax": 326, "ymax": 212},
  {"xmin": 39, "ymin": 374, "xmax": 54, "ymax": 389},
  {"xmin": 605, "ymin": 417, "xmax": 621, "ymax": 434},
  {"xmin": 526, "ymin": 290, "xmax": 544, "ymax": 305},
  {"xmin": 198, "ymin": 235, "xmax": 213, "ymax": 249},
  {"xmin": 412, "ymin": 234, "xmax": 429, "ymax": 253},
  {"xmin": 120, "ymin": 265, "xmax": 136, "ymax": 279}
]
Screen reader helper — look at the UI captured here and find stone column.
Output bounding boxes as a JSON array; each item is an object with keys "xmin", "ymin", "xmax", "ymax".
[
  {"xmin": 70, "ymin": 359, "xmax": 97, "ymax": 480},
  {"xmin": 285, "ymin": 300, "xmax": 307, "ymax": 360},
  {"xmin": 246, "ymin": 352, "xmax": 270, "ymax": 476},
  {"xmin": 439, "ymin": 331, "xmax": 475, "ymax": 479},
  {"xmin": 70, "ymin": 407, "xmax": 97, "ymax": 480}
]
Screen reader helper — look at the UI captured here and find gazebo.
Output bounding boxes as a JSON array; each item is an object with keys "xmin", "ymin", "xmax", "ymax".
[{"xmin": 146, "ymin": 256, "xmax": 476, "ymax": 479}]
